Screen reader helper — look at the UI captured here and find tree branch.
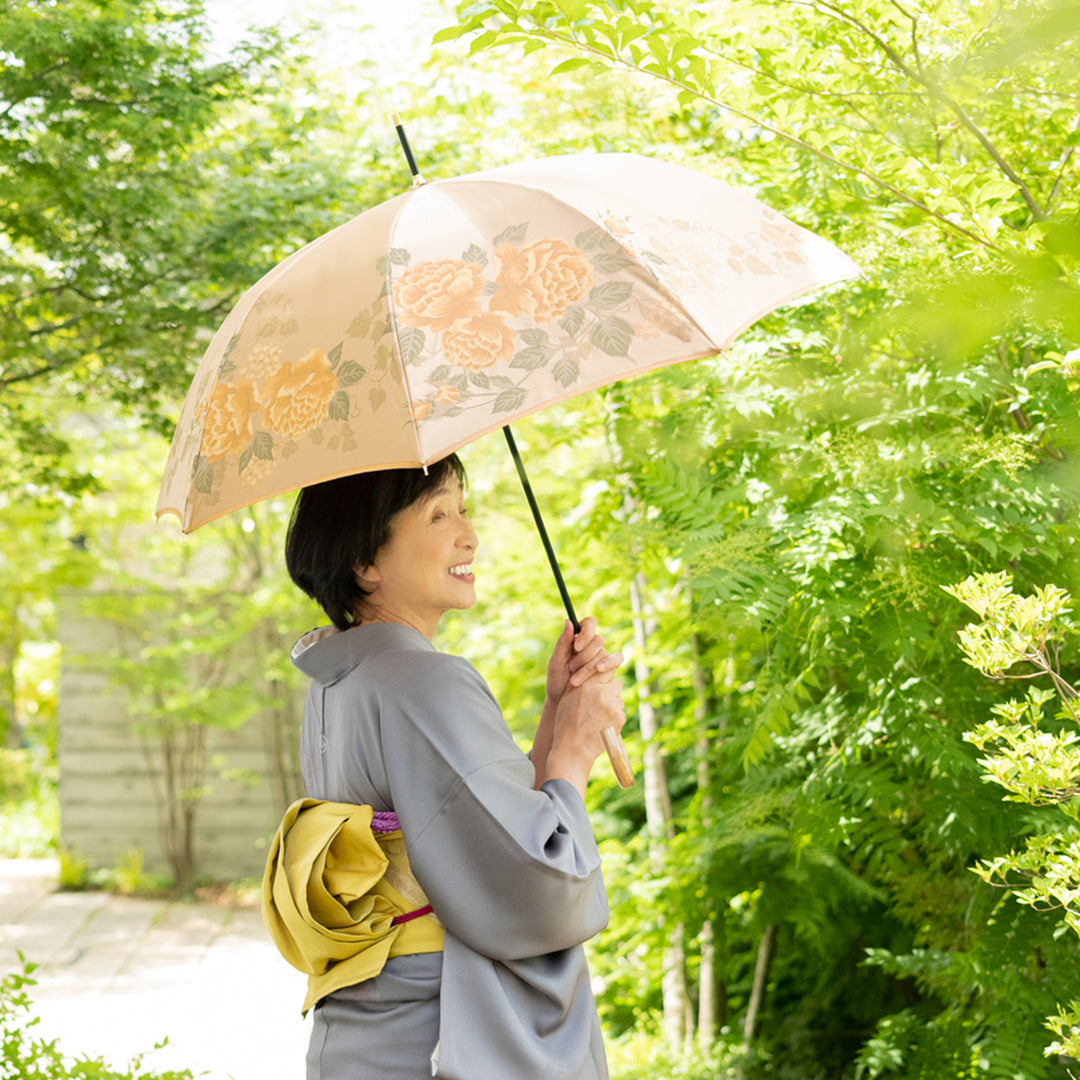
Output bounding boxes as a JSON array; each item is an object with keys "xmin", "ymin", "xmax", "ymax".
[
  {"xmin": 811, "ymin": 0, "xmax": 1047, "ymax": 222},
  {"xmin": 0, "ymin": 60, "xmax": 72, "ymax": 122},
  {"xmin": 0, "ymin": 358, "xmax": 77, "ymax": 389},
  {"xmin": 1044, "ymin": 142, "xmax": 1078, "ymax": 215},
  {"xmin": 520, "ymin": 20, "xmax": 1008, "ymax": 255}
]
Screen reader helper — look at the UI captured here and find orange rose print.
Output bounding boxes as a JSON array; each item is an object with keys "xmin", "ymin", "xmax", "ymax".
[
  {"xmin": 490, "ymin": 238, "xmax": 593, "ymax": 323},
  {"xmin": 240, "ymin": 455, "xmax": 275, "ymax": 488},
  {"xmin": 393, "ymin": 259, "xmax": 486, "ymax": 331},
  {"xmin": 412, "ymin": 400, "xmax": 433, "ymax": 422},
  {"xmin": 261, "ymin": 347, "xmax": 339, "ymax": 440},
  {"xmin": 441, "ymin": 312, "xmax": 515, "ymax": 371},
  {"xmin": 199, "ymin": 378, "xmax": 260, "ymax": 461},
  {"xmin": 434, "ymin": 385, "xmax": 461, "ymax": 403},
  {"xmin": 244, "ymin": 341, "xmax": 285, "ymax": 381}
]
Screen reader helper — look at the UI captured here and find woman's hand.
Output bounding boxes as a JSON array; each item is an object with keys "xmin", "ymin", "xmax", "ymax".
[
  {"xmin": 544, "ymin": 676, "xmax": 627, "ymax": 799},
  {"xmin": 545, "ymin": 617, "xmax": 623, "ymax": 706},
  {"xmin": 533, "ymin": 617, "xmax": 623, "ymax": 790}
]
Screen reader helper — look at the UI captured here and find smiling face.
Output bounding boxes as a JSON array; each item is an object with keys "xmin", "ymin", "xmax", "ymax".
[{"xmin": 357, "ymin": 473, "xmax": 478, "ymax": 639}]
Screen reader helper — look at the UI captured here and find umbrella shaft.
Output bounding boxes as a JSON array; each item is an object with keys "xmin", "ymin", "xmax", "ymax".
[
  {"xmin": 502, "ymin": 425, "xmax": 580, "ymax": 634},
  {"xmin": 394, "ymin": 117, "xmax": 420, "ymax": 178}
]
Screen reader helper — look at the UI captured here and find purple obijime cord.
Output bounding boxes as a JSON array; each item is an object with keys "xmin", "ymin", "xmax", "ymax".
[
  {"xmin": 371, "ymin": 811, "xmax": 400, "ymax": 834},
  {"xmin": 370, "ymin": 810, "xmax": 435, "ymax": 926}
]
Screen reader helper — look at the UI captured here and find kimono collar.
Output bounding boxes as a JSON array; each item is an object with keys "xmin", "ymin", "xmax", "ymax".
[{"xmin": 290, "ymin": 622, "xmax": 435, "ymax": 687}]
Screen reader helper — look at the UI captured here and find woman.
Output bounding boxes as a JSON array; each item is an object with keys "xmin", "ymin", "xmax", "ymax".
[{"xmin": 280, "ymin": 453, "xmax": 626, "ymax": 1080}]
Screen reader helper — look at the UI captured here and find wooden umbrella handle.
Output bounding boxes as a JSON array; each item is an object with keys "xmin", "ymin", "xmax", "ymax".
[
  {"xmin": 602, "ymin": 727, "xmax": 635, "ymax": 788},
  {"xmin": 501, "ymin": 427, "xmax": 635, "ymax": 788}
]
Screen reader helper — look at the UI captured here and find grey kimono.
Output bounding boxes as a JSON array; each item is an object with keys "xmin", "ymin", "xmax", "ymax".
[{"xmin": 292, "ymin": 622, "xmax": 611, "ymax": 1080}]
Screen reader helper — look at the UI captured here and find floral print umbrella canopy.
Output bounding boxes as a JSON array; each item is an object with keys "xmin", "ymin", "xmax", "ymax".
[{"xmin": 156, "ymin": 152, "xmax": 859, "ymax": 532}]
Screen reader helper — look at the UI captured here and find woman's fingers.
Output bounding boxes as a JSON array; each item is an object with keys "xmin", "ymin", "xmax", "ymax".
[
  {"xmin": 569, "ymin": 649, "xmax": 623, "ymax": 687},
  {"xmin": 572, "ymin": 615, "xmax": 599, "ymax": 652},
  {"xmin": 568, "ymin": 633, "xmax": 606, "ymax": 671}
]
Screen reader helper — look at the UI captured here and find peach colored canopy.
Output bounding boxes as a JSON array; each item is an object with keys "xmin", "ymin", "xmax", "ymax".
[{"xmin": 156, "ymin": 152, "xmax": 858, "ymax": 532}]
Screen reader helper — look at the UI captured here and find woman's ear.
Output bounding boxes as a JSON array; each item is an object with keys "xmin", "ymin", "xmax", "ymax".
[{"xmin": 355, "ymin": 562, "xmax": 381, "ymax": 587}]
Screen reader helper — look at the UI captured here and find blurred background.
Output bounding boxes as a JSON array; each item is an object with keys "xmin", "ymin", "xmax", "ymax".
[{"xmin": 2, "ymin": 0, "xmax": 1079, "ymax": 1077}]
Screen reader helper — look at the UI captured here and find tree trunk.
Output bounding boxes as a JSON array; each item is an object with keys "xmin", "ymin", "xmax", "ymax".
[
  {"xmin": 692, "ymin": 628, "xmax": 733, "ymax": 1050},
  {"xmin": 1, "ymin": 620, "xmax": 21, "ymax": 748},
  {"xmin": 631, "ymin": 570, "xmax": 692, "ymax": 1053},
  {"xmin": 692, "ymin": 631, "xmax": 718, "ymax": 1052},
  {"xmin": 743, "ymin": 923, "xmax": 776, "ymax": 1042},
  {"xmin": 605, "ymin": 389, "xmax": 692, "ymax": 1052}
]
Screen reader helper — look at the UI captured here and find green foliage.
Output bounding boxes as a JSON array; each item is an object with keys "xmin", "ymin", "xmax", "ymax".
[
  {"xmin": 57, "ymin": 844, "xmax": 90, "ymax": 892},
  {"xmin": 607, "ymin": 1033, "xmax": 745, "ymax": 1079},
  {"xmin": 0, "ymin": 0, "xmax": 364, "ymax": 492},
  {"xmin": 0, "ymin": 748, "xmax": 57, "ymax": 857},
  {"xmin": 0, "ymin": 958, "xmax": 195, "ymax": 1079},
  {"xmin": 945, "ymin": 571, "xmax": 1080, "ymax": 1062},
  {"xmin": 441, "ymin": 0, "xmax": 1080, "ymax": 1074},
  {"xmin": 946, "ymin": 573, "xmax": 1080, "ymax": 922}
]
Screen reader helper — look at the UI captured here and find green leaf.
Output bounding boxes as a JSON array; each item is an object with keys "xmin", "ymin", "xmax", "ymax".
[
  {"xmin": 469, "ymin": 29, "xmax": 501, "ymax": 54},
  {"xmin": 492, "ymin": 386, "xmax": 529, "ymax": 413},
  {"xmin": 553, "ymin": 356, "xmax": 579, "ymax": 386},
  {"xmin": 510, "ymin": 346, "xmax": 554, "ymax": 370},
  {"xmin": 432, "ymin": 25, "xmax": 465, "ymax": 44},
  {"xmin": 328, "ymin": 342, "xmax": 343, "ymax": 369},
  {"xmin": 519, "ymin": 328, "xmax": 551, "ymax": 346},
  {"xmin": 328, "ymin": 391, "xmax": 350, "ymax": 422},
  {"xmin": 550, "ymin": 57, "xmax": 597, "ymax": 75},
  {"xmin": 589, "ymin": 280, "xmax": 634, "ymax": 306},
  {"xmin": 462, "ymin": 243, "xmax": 488, "ymax": 266},
  {"xmin": 554, "ymin": 0, "xmax": 588, "ymax": 19},
  {"xmin": 388, "ymin": 248, "xmax": 411, "ymax": 266},
  {"xmin": 669, "ymin": 34, "xmax": 699, "ymax": 64},
  {"xmin": 492, "ymin": 222, "xmax": 529, "ymax": 248},
  {"xmin": 398, "ymin": 326, "xmax": 426, "ymax": 365},
  {"xmin": 337, "ymin": 360, "xmax": 366, "ymax": 387},
  {"xmin": 223, "ymin": 333, "xmax": 242, "ymax": 361},
  {"xmin": 590, "ymin": 315, "xmax": 634, "ymax": 356},
  {"xmin": 369, "ymin": 386, "xmax": 387, "ymax": 412},
  {"xmin": 592, "ymin": 251, "xmax": 634, "ymax": 273},
  {"xmin": 560, "ymin": 306, "xmax": 586, "ymax": 335},
  {"xmin": 575, "ymin": 226, "xmax": 621, "ymax": 251},
  {"xmin": 251, "ymin": 431, "xmax": 274, "ymax": 460},
  {"xmin": 346, "ymin": 311, "xmax": 372, "ymax": 338}
]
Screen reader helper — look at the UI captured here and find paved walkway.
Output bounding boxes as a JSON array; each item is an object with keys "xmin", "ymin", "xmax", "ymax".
[{"xmin": 0, "ymin": 859, "xmax": 310, "ymax": 1079}]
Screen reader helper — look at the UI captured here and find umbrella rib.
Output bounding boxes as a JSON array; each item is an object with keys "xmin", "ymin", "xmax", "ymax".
[{"xmin": 383, "ymin": 205, "xmax": 428, "ymax": 469}]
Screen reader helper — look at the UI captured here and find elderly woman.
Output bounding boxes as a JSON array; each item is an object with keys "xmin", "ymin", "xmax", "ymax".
[{"xmin": 279, "ymin": 453, "xmax": 626, "ymax": 1080}]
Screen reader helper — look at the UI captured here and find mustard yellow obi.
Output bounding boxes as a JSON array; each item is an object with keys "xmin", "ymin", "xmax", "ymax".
[{"xmin": 261, "ymin": 798, "xmax": 444, "ymax": 1016}]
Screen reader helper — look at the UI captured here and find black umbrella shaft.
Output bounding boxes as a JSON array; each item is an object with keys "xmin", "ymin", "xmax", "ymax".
[
  {"xmin": 392, "ymin": 113, "xmax": 420, "ymax": 178},
  {"xmin": 502, "ymin": 425, "xmax": 580, "ymax": 634}
]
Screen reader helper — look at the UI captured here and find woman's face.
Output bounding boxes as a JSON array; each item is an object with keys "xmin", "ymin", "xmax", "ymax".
[{"xmin": 359, "ymin": 472, "xmax": 479, "ymax": 639}]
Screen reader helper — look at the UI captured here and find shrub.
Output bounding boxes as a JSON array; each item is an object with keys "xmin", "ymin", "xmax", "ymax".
[{"xmin": 0, "ymin": 958, "xmax": 196, "ymax": 1080}]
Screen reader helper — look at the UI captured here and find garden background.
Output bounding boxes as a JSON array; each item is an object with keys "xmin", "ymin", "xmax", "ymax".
[{"xmin": 2, "ymin": 0, "xmax": 1079, "ymax": 1077}]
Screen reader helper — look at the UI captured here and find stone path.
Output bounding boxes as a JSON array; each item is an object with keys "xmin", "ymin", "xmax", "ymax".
[{"xmin": 0, "ymin": 859, "xmax": 309, "ymax": 1079}]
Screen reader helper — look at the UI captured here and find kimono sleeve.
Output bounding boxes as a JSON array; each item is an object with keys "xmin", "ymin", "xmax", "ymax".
[{"xmin": 376, "ymin": 650, "xmax": 609, "ymax": 960}]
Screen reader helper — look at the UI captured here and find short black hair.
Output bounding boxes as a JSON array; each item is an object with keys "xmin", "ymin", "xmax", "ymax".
[{"xmin": 285, "ymin": 455, "xmax": 466, "ymax": 631}]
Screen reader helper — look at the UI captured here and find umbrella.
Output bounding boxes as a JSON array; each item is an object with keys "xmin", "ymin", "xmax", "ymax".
[{"xmin": 156, "ymin": 133, "xmax": 859, "ymax": 786}]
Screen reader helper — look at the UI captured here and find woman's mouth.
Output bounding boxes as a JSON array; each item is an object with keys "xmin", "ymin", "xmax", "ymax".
[{"xmin": 447, "ymin": 564, "xmax": 473, "ymax": 578}]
